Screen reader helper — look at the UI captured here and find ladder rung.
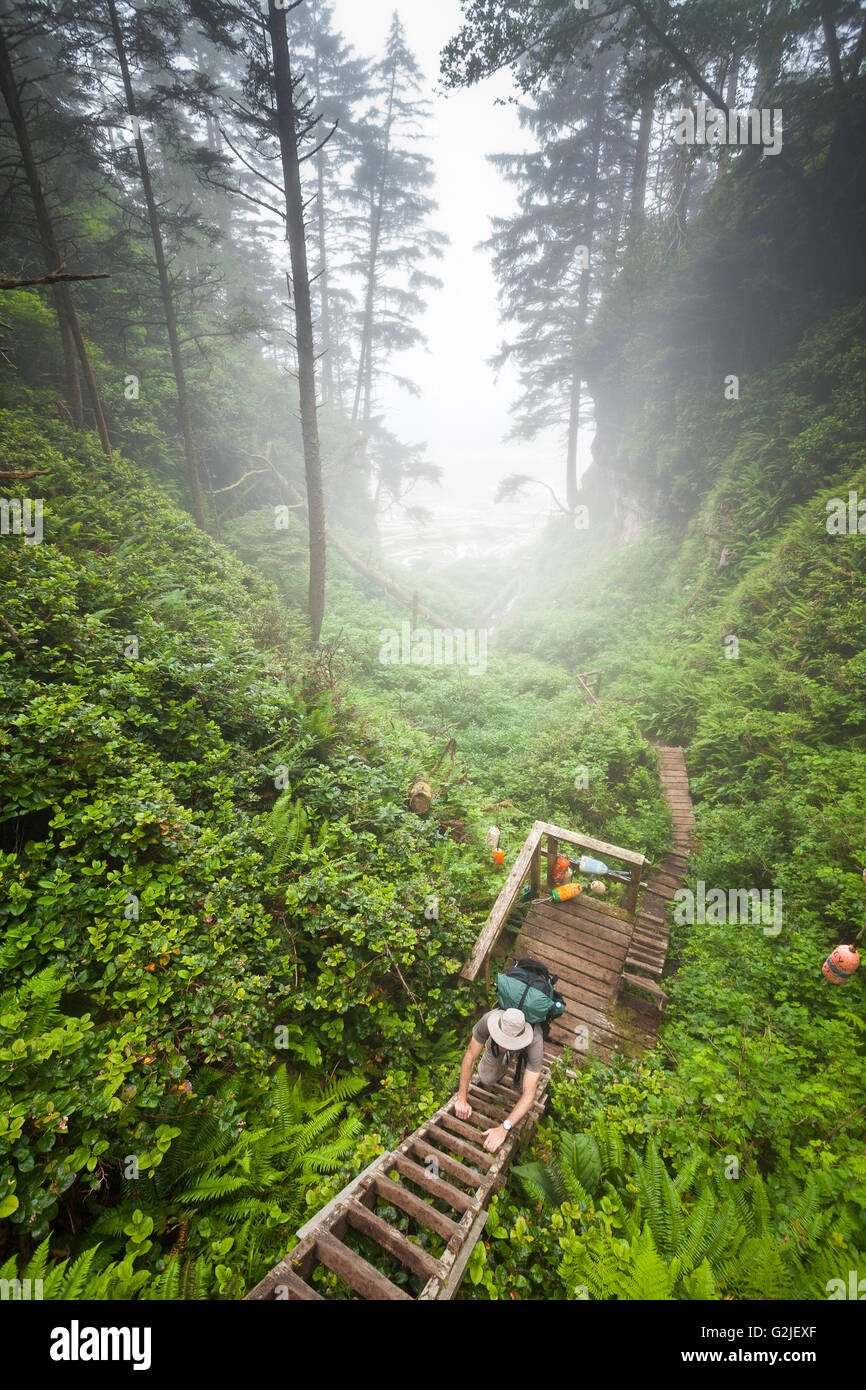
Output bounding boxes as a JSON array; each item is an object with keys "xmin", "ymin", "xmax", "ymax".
[
  {"xmin": 390, "ymin": 1151, "xmax": 477, "ymax": 1209},
  {"xmin": 315, "ymin": 1230, "xmax": 413, "ymax": 1301},
  {"xmin": 409, "ymin": 1137, "xmax": 487, "ymax": 1190},
  {"xmin": 346, "ymin": 1199, "xmax": 441, "ymax": 1279},
  {"xmin": 422, "ymin": 1123, "xmax": 495, "ymax": 1171},
  {"xmin": 372, "ymin": 1173, "xmax": 459, "ymax": 1242}
]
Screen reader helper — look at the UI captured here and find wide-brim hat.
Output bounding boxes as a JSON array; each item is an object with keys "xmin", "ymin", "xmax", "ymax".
[{"xmin": 488, "ymin": 1007, "xmax": 534, "ymax": 1050}]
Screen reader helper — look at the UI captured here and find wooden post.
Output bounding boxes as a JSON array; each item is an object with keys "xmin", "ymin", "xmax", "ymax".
[
  {"xmin": 546, "ymin": 834, "xmax": 558, "ymax": 889},
  {"xmin": 531, "ymin": 838, "xmax": 542, "ymax": 899},
  {"xmin": 625, "ymin": 859, "xmax": 645, "ymax": 916}
]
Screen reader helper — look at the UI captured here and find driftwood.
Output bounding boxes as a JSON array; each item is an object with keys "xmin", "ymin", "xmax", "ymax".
[{"xmin": 408, "ymin": 777, "xmax": 433, "ymax": 814}]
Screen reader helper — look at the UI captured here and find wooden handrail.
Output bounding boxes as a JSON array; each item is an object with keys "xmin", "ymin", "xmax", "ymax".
[
  {"xmin": 461, "ymin": 822, "xmax": 546, "ymax": 983},
  {"xmin": 461, "ymin": 821, "xmax": 648, "ymax": 983}
]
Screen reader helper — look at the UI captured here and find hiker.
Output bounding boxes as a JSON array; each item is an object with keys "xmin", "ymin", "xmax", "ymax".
[{"xmin": 454, "ymin": 1006, "xmax": 544, "ymax": 1153}]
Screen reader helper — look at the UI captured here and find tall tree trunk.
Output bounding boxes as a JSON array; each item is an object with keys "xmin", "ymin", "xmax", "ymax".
[
  {"xmin": 565, "ymin": 68, "xmax": 606, "ymax": 511},
  {"xmin": 629, "ymin": 84, "xmax": 654, "ymax": 229},
  {"xmin": 666, "ymin": 80, "xmax": 692, "ymax": 254},
  {"xmin": 106, "ymin": 0, "xmax": 204, "ymax": 527},
  {"xmin": 820, "ymin": 4, "xmax": 845, "ymax": 93},
  {"xmin": 352, "ymin": 57, "xmax": 397, "ymax": 429},
  {"xmin": 0, "ymin": 22, "xmax": 111, "ymax": 453},
  {"xmin": 311, "ymin": 3, "xmax": 335, "ymax": 407},
  {"xmin": 717, "ymin": 50, "xmax": 741, "ymax": 172},
  {"xmin": 268, "ymin": 0, "xmax": 327, "ymax": 647}
]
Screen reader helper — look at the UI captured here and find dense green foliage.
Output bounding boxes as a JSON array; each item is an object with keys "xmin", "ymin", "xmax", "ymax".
[{"xmin": 2, "ymin": 0, "xmax": 865, "ymax": 1308}]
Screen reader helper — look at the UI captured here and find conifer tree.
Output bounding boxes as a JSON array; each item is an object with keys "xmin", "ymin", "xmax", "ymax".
[{"xmin": 347, "ymin": 13, "xmax": 446, "ymax": 437}]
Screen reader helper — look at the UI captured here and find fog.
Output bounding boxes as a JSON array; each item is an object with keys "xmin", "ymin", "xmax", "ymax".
[{"xmin": 331, "ymin": 0, "xmax": 595, "ymax": 560}]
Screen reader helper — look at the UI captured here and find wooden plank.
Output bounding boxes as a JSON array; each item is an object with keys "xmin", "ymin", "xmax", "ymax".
[
  {"xmin": 528, "ymin": 901, "xmax": 631, "ymax": 951},
  {"xmin": 423, "ymin": 1123, "xmax": 496, "ymax": 1171},
  {"xmin": 520, "ymin": 914, "xmax": 626, "ymax": 971},
  {"xmin": 625, "ymin": 857, "xmax": 643, "ymax": 916},
  {"xmin": 518, "ymin": 916, "xmax": 625, "ymax": 973},
  {"xmin": 621, "ymin": 975, "xmax": 667, "ymax": 1013},
  {"xmin": 467, "ymin": 1081, "xmax": 511, "ymax": 1110},
  {"xmin": 549, "ymin": 992, "xmax": 628, "ymax": 1037},
  {"xmin": 346, "ymin": 1199, "xmax": 442, "ymax": 1280},
  {"xmin": 531, "ymin": 835, "xmax": 542, "ymax": 898},
  {"xmin": 576, "ymin": 672, "xmax": 600, "ymax": 705},
  {"xmin": 539, "ymin": 821, "xmax": 647, "ymax": 869},
  {"xmin": 409, "ymin": 1137, "xmax": 487, "ymax": 1190},
  {"xmin": 315, "ymin": 1230, "xmax": 413, "ymax": 1301},
  {"xmin": 552, "ymin": 1004, "xmax": 660, "ymax": 1050},
  {"xmin": 621, "ymin": 971, "xmax": 667, "ymax": 1002},
  {"xmin": 438, "ymin": 1110, "xmax": 501, "ymax": 1148},
  {"xmin": 517, "ymin": 922, "xmax": 625, "ymax": 978},
  {"xmin": 372, "ymin": 1173, "xmax": 459, "ymax": 1242},
  {"xmin": 454, "ymin": 1097, "xmax": 504, "ymax": 1128},
  {"xmin": 529, "ymin": 897, "xmax": 633, "ymax": 947},
  {"xmin": 390, "ymin": 1151, "xmax": 480, "ymax": 1207},
  {"xmin": 648, "ymin": 871, "xmax": 681, "ymax": 890},
  {"xmin": 461, "ymin": 821, "xmax": 546, "ymax": 981},
  {"xmin": 549, "ymin": 895, "xmax": 636, "ymax": 937}
]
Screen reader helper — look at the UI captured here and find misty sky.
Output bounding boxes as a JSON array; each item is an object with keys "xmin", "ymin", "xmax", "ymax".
[{"xmin": 330, "ymin": 0, "xmax": 594, "ymax": 531}]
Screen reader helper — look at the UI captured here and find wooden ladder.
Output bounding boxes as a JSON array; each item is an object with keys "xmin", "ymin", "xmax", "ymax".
[{"xmin": 246, "ymin": 1067, "xmax": 549, "ymax": 1301}]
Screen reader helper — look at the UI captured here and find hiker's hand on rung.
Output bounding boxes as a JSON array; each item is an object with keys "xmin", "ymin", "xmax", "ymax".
[
  {"xmin": 455, "ymin": 1097, "xmax": 472, "ymax": 1120},
  {"xmin": 482, "ymin": 1125, "xmax": 506, "ymax": 1153}
]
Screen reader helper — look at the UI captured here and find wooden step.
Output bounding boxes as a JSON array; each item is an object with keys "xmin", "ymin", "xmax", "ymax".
[
  {"xmin": 419, "ymin": 1124, "xmax": 495, "ymax": 1174},
  {"xmin": 372, "ymin": 1173, "xmax": 459, "ymax": 1242},
  {"xmin": 315, "ymin": 1230, "xmax": 413, "ymax": 1300},
  {"xmin": 391, "ymin": 1150, "xmax": 480, "ymax": 1209},
  {"xmin": 345, "ymin": 1199, "xmax": 442, "ymax": 1280},
  {"xmin": 625, "ymin": 956, "xmax": 663, "ymax": 979},
  {"xmin": 437, "ymin": 1111, "xmax": 501, "ymax": 1152},
  {"xmin": 409, "ymin": 1136, "xmax": 488, "ymax": 1191},
  {"xmin": 620, "ymin": 973, "xmax": 668, "ymax": 1009}
]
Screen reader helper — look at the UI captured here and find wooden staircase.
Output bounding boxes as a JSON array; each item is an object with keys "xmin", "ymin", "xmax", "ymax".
[
  {"xmin": 247, "ymin": 748, "xmax": 694, "ymax": 1301},
  {"xmin": 620, "ymin": 745, "xmax": 694, "ymax": 1010}
]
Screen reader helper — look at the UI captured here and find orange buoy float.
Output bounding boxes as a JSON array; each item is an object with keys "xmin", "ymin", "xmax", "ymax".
[
  {"xmin": 552, "ymin": 855, "xmax": 572, "ymax": 886},
  {"xmin": 822, "ymin": 944, "xmax": 861, "ymax": 983},
  {"xmin": 552, "ymin": 882, "xmax": 583, "ymax": 903}
]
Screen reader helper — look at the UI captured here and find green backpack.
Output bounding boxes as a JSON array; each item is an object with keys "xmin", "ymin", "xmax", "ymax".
[{"xmin": 496, "ymin": 957, "xmax": 566, "ymax": 1030}]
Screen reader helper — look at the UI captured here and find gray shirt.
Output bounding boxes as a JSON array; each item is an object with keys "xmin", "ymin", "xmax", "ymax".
[{"xmin": 472, "ymin": 1012, "xmax": 544, "ymax": 1072}]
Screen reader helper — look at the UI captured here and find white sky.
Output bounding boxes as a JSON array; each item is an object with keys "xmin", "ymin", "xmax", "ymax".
[{"xmin": 330, "ymin": 0, "xmax": 593, "ymax": 529}]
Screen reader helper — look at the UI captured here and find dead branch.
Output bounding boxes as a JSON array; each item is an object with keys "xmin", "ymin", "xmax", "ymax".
[{"xmin": 0, "ymin": 266, "xmax": 110, "ymax": 290}]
